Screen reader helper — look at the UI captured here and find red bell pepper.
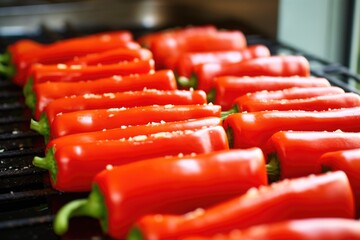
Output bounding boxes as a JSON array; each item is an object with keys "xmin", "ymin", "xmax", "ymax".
[
  {"xmin": 66, "ymin": 48, "xmax": 153, "ymax": 65},
  {"xmin": 23, "ymin": 59, "xmax": 155, "ymax": 97},
  {"xmin": 26, "ymin": 70, "xmax": 177, "ymax": 120},
  {"xmin": 180, "ymin": 218, "xmax": 360, "ymax": 240},
  {"xmin": 234, "ymin": 86, "xmax": 345, "ymax": 107},
  {"xmin": 170, "ymin": 45, "xmax": 270, "ymax": 77},
  {"xmin": 128, "ymin": 171, "xmax": 354, "ymax": 240},
  {"xmin": 320, "ymin": 148, "xmax": 360, "ymax": 217},
  {"xmin": 32, "ymin": 104, "xmax": 221, "ymax": 141},
  {"xmin": 43, "ymin": 89, "xmax": 207, "ymax": 124},
  {"xmin": 178, "ymin": 56, "xmax": 311, "ymax": 93},
  {"xmin": 47, "ymin": 117, "xmax": 222, "ymax": 151},
  {"xmin": 213, "ymin": 76, "xmax": 331, "ymax": 113},
  {"xmin": 265, "ymin": 131, "xmax": 360, "ymax": 180},
  {"xmin": 223, "ymin": 107, "xmax": 360, "ymax": 150},
  {"xmin": 10, "ymin": 31, "xmax": 138, "ymax": 86},
  {"xmin": 238, "ymin": 93, "xmax": 360, "ymax": 112},
  {"xmin": 34, "ymin": 126, "xmax": 229, "ymax": 192},
  {"xmin": 53, "ymin": 147, "xmax": 267, "ymax": 238}
]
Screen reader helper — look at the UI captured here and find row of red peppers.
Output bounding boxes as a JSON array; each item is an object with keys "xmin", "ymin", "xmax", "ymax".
[{"xmin": 2, "ymin": 25, "xmax": 360, "ymax": 239}]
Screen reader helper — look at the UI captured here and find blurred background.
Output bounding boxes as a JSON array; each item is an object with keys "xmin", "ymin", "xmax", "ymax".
[{"xmin": 0, "ymin": 0, "xmax": 359, "ymax": 76}]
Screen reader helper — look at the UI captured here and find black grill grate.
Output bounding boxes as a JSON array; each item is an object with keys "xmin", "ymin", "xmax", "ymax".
[{"xmin": 0, "ymin": 25, "xmax": 359, "ymax": 240}]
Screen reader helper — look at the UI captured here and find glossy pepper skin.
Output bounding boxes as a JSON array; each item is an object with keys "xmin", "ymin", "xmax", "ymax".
[
  {"xmin": 53, "ymin": 147, "xmax": 268, "ymax": 238},
  {"xmin": 129, "ymin": 171, "xmax": 354, "ymax": 240},
  {"xmin": 239, "ymin": 93, "xmax": 360, "ymax": 112},
  {"xmin": 173, "ymin": 45, "xmax": 270, "ymax": 77},
  {"xmin": 34, "ymin": 126, "xmax": 229, "ymax": 192},
  {"xmin": 150, "ymin": 30, "xmax": 247, "ymax": 69},
  {"xmin": 265, "ymin": 131, "xmax": 360, "ymax": 180},
  {"xmin": 46, "ymin": 117, "xmax": 222, "ymax": 151},
  {"xmin": 0, "ymin": 39, "xmax": 44, "ymax": 77},
  {"xmin": 23, "ymin": 59, "xmax": 155, "ymax": 97},
  {"xmin": 223, "ymin": 107, "xmax": 360, "ymax": 150},
  {"xmin": 180, "ymin": 218, "xmax": 360, "ymax": 240},
  {"xmin": 6, "ymin": 39, "xmax": 44, "ymax": 62},
  {"xmin": 66, "ymin": 48, "xmax": 153, "ymax": 65},
  {"xmin": 180, "ymin": 55, "xmax": 311, "ymax": 93},
  {"xmin": 33, "ymin": 104, "xmax": 221, "ymax": 141},
  {"xmin": 234, "ymin": 86, "xmax": 345, "ymax": 107},
  {"xmin": 138, "ymin": 25, "xmax": 217, "ymax": 50},
  {"xmin": 27, "ymin": 70, "xmax": 177, "ymax": 120},
  {"xmin": 320, "ymin": 148, "xmax": 360, "ymax": 217},
  {"xmin": 12, "ymin": 31, "xmax": 138, "ymax": 86},
  {"xmin": 211, "ymin": 76, "xmax": 331, "ymax": 111},
  {"xmin": 43, "ymin": 89, "xmax": 207, "ymax": 124}
]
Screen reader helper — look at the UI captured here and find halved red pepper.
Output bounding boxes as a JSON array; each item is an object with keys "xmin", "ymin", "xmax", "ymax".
[
  {"xmin": 180, "ymin": 218, "xmax": 360, "ymax": 240},
  {"xmin": 23, "ymin": 59, "xmax": 155, "ymax": 97},
  {"xmin": 26, "ymin": 70, "xmax": 177, "ymax": 119},
  {"xmin": 66, "ymin": 48, "xmax": 153, "ymax": 65},
  {"xmin": 168, "ymin": 45, "xmax": 270, "ymax": 77},
  {"xmin": 234, "ymin": 86, "xmax": 345, "ymax": 107},
  {"xmin": 213, "ymin": 76, "xmax": 331, "ymax": 113},
  {"xmin": 32, "ymin": 104, "xmax": 221, "ymax": 141},
  {"xmin": 265, "ymin": 131, "xmax": 360, "ymax": 181},
  {"xmin": 44, "ymin": 89, "xmax": 207, "ymax": 124},
  {"xmin": 9, "ymin": 31, "xmax": 138, "ymax": 86},
  {"xmin": 128, "ymin": 171, "xmax": 354, "ymax": 240},
  {"xmin": 239, "ymin": 93, "xmax": 360, "ymax": 112},
  {"xmin": 223, "ymin": 107, "xmax": 360, "ymax": 150},
  {"xmin": 53, "ymin": 147, "xmax": 267, "ymax": 238},
  {"xmin": 320, "ymin": 148, "xmax": 360, "ymax": 217},
  {"xmin": 46, "ymin": 117, "xmax": 222, "ymax": 151},
  {"xmin": 178, "ymin": 56, "xmax": 311, "ymax": 93},
  {"xmin": 34, "ymin": 126, "xmax": 229, "ymax": 192}
]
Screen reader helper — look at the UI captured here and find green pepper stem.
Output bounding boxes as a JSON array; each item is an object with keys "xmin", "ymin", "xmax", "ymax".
[
  {"xmin": 30, "ymin": 112, "xmax": 50, "ymax": 138},
  {"xmin": 23, "ymin": 77, "xmax": 33, "ymax": 97},
  {"xmin": 221, "ymin": 105, "xmax": 239, "ymax": 120},
  {"xmin": 0, "ymin": 63, "xmax": 15, "ymax": 78},
  {"xmin": 225, "ymin": 126, "xmax": 234, "ymax": 149},
  {"xmin": 53, "ymin": 199, "xmax": 88, "ymax": 235},
  {"xmin": 127, "ymin": 226, "xmax": 144, "ymax": 240},
  {"xmin": 321, "ymin": 165, "xmax": 332, "ymax": 173},
  {"xmin": 177, "ymin": 74, "xmax": 198, "ymax": 89},
  {"xmin": 266, "ymin": 153, "xmax": 281, "ymax": 182},
  {"xmin": 25, "ymin": 90, "xmax": 36, "ymax": 112},
  {"xmin": 32, "ymin": 146, "xmax": 57, "ymax": 182},
  {"xmin": 206, "ymin": 88, "xmax": 216, "ymax": 103},
  {"xmin": 53, "ymin": 185, "xmax": 108, "ymax": 235},
  {"xmin": 0, "ymin": 52, "xmax": 10, "ymax": 64}
]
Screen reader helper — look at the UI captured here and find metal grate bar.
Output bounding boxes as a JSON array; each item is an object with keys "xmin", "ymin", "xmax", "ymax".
[
  {"xmin": 0, "ymin": 131, "xmax": 41, "ymax": 140},
  {"xmin": 0, "ymin": 102, "xmax": 25, "ymax": 111},
  {"xmin": 0, "ymin": 91, "xmax": 22, "ymax": 98},
  {"xmin": 0, "ymin": 116, "xmax": 30, "ymax": 124},
  {"xmin": 0, "ymin": 215, "xmax": 54, "ymax": 230},
  {"xmin": 0, "ymin": 188, "xmax": 59, "ymax": 202},
  {"xmin": 312, "ymin": 71, "xmax": 360, "ymax": 94},
  {"xmin": 0, "ymin": 147, "xmax": 43, "ymax": 159},
  {"xmin": 0, "ymin": 166, "xmax": 45, "ymax": 178}
]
